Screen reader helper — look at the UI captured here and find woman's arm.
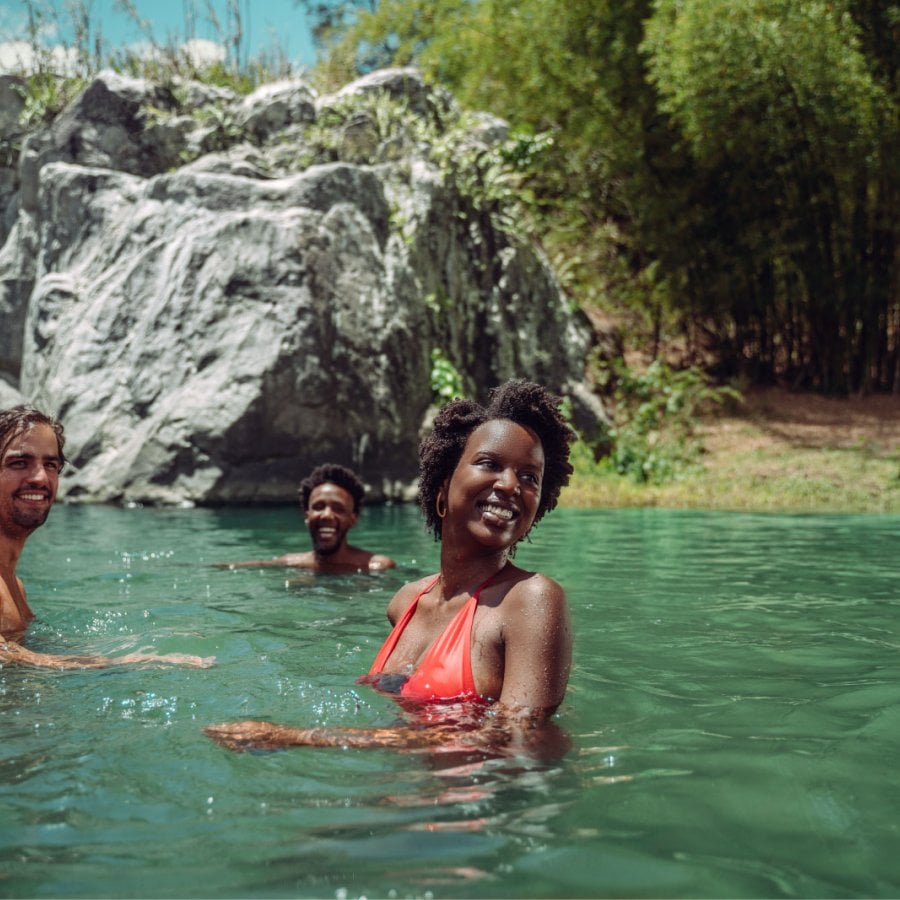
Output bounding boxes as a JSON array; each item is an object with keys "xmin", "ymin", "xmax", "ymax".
[
  {"xmin": 204, "ymin": 720, "xmax": 442, "ymax": 751},
  {"xmin": 203, "ymin": 707, "xmax": 568, "ymax": 758},
  {"xmin": 496, "ymin": 574, "xmax": 572, "ymax": 714}
]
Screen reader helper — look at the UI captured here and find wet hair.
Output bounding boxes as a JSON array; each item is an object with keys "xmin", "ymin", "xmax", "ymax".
[
  {"xmin": 298, "ymin": 463, "xmax": 366, "ymax": 513},
  {"xmin": 419, "ymin": 379, "xmax": 575, "ymax": 540},
  {"xmin": 0, "ymin": 405, "xmax": 67, "ymax": 470}
]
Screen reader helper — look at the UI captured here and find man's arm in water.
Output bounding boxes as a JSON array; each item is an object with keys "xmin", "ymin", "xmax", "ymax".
[
  {"xmin": 217, "ymin": 550, "xmax": 395, "ymax": 571},
  {"xmin": 0, "ymin": 634, "xmax": 214, "ymax": 669},
  {"xmin": 215, "ymin": 554, "xmax": 313, "ymax": 569}
]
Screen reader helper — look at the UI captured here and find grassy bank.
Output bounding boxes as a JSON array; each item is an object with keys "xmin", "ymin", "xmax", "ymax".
[{"xmin": 562, "ymin": 388, "xmax": 900, "ymax": 514}]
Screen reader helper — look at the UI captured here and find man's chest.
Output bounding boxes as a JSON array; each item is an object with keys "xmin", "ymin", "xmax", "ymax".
[{"xmin": 0, "ymin": 573, "xmax": 33, "ymax": 638}]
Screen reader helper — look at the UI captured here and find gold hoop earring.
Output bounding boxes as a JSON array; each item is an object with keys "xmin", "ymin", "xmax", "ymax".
[{"xmin": 436, "ymin": 492, "xmax": 447, "ymax": 519}]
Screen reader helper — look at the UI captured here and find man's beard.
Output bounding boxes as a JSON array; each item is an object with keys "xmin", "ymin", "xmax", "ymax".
[
  {"xmin": 310, "ymin": 526, "xmax": 346, "ymax": 557},
  {"xmin": 11, "ymin": 505, "xmax": 50, "ymax": 532}
]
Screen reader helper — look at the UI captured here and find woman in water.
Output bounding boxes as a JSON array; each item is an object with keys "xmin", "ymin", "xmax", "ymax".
[{"xmin": 205, "ymin": 380, "xmax": 574, "ymax": 752}]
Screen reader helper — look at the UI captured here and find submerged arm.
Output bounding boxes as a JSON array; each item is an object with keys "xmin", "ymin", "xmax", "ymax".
[
  {"xmin": 204, "ymin": 721, "xmax": 441, "ymax": 751},
  {"xmin": 203, "ymin": 706, "xmax": 565, "ymax": 756},
  {"xmin": 0, "ymin": 637, "xmax": 213, "ymax": 670},
  {"xmin": 214, "ymin": 558, "xmax": 295, "ymax": 570}
]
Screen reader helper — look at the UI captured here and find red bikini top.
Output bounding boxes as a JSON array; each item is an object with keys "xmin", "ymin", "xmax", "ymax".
[{"xmin": 365, "ymin": 571, "xmax": 500, "ymax": 702}]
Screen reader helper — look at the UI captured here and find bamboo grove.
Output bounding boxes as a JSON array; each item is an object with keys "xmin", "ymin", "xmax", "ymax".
[{"xmin": 308, "ymin": 0, "xmax": 899, "ymax": 393}]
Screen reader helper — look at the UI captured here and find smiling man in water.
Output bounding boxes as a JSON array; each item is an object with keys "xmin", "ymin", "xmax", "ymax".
[
  {"xmin": 224, "ymin": 463, "xmax": 395, "ymax": 573},
  {"xmin": 0, "ymin": 405, "xmax": 63, "ymax": 646},
  {"xmin": 0, "ymin": 404, "xmax": 212, "ymax": 669}
]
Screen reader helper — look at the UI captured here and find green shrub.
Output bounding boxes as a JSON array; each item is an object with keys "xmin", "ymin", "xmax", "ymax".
[
  {"xmin": 597, "ymin": 358, "xmax": 740, "ymax": 484},
  {"xmin": 17, "ymin": 72, "xmax": 86, "ymax": 129}
]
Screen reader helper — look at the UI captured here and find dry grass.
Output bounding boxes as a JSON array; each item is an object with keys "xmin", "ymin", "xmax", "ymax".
[{"xmin": 563, "ymin": 387, "xmax": 900, "ymax": 513}]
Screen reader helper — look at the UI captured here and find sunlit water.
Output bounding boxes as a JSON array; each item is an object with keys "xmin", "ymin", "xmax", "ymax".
[{"xmin": 1, "ymin": 503, "xmax": 898, "ymax": 898}]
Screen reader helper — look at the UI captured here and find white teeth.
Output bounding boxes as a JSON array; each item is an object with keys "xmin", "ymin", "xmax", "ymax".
[
  {"xmin": 483, "ymin": 503, "xmax": 513, "ymax": 520},
  {"xmin": 18, "ymin": 493, "xmax": 47, "ymax": 501}
]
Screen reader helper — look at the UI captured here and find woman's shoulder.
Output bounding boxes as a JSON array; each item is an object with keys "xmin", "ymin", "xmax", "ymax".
[
  {"xmin": 504, "ymin": 565, "xmax": 563, "ymax": 590},
  {"xmin": 500, "ymin": 568, "xmax": 566, "ymax": 610},
  {"xmin": 494, "ymin": 570, "xmax": 569, "ymax": 649},
  {"xmin": 406, "ymin": 572, "xmax": 442, "ymax": 593},
  {"xmin": 386, "ymin": 572, "xmax": 440, "ymax": 619}
]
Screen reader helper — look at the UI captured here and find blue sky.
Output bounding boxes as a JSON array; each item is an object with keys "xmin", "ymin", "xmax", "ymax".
[{"xmin": 0, "ymin": 0, "xmax": 318, "ymax": 73}]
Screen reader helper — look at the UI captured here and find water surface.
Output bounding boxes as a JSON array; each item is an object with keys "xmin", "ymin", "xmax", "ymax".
[{"xmin": 2, "ymin": 504, "xmax": 898, "ymax": 897}]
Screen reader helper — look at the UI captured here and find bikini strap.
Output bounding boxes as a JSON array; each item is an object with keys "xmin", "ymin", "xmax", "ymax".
[
  {"xmin": 470, "ymin": 566, "xmax": 504, "ymax": 600},
  {"xmin": 365, "ymin": 573, "xmax": 441, "ymax": 676}
]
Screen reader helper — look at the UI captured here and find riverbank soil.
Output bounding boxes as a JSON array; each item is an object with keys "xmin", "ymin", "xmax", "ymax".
[
  {"xmin": 695, "ymin": 387, "xmax": 900, "ymax": 511},
  {"xmin": 567, "ymin": 387, "xmax": 900, "ymax": 513},
  {"xmin": 701, "ymin": 386, "xmax": 900, "ymax": 458}
]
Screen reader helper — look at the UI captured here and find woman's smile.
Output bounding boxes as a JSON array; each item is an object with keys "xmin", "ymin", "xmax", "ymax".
[
  {"xmin": 480, "ymin": 500, "xmax": 516, "ymax": 521},
  {"xmin": 447, "ymin": 418, "xmax": 545, "ymax": 549}
]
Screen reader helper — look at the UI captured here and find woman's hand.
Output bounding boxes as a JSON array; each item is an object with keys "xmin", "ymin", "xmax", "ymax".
[
  {"xmin": 203, "ymin": 720, "xmax": 438, "ymax": 752},
  {"xmin": 204, "ymin": 721, "xmax": 309, "ymax": 751}
]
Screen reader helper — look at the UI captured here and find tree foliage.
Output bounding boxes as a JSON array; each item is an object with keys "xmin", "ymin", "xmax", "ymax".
[
  {"xmin": 643, "ymin": 0, "xmax": 897, "ymax": 393},
  {"xmin": 308, "ymin": 0, "xmax": 899, "ymax": 393}
]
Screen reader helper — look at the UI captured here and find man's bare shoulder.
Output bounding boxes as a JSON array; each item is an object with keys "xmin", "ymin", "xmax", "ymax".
[
  {"xmin": 365, "ymin": 553, "xmax": 396, "ymax": 570},
  {"xmin": 334, "ymin": 546, "xmax": 396, "ymax": 571},
  {"xmin": 218, "ymin": 549, "xmax": 394, "ymax": 573}
]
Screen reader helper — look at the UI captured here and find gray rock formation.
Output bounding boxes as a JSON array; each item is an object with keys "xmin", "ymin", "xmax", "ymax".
[
  {"xmin": 0, "ymin": 376, "xmax": 24, "ymax": 408},
  {"xmin": 0, "ymin": 67, "xmax": 603, "ymax": 505},
  {"xmin": 0, "ymin": 75, "xmax": 26, "ymax": 244}
]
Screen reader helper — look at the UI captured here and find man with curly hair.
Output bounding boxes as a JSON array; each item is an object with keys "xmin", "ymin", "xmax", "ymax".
[{"xmin": 223, "ymin": 463, "xmax": 395, "ymax": 572}]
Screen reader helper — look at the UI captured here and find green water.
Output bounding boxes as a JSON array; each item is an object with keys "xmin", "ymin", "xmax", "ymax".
[{"xmin": 1, "ymin": 504, "xmax": 898, "ymax": 898}]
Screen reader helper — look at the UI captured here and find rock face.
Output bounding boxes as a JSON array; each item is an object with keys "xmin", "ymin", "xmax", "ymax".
[{"xmin": 0, "ymin": 67, "xmax": 602, "ymax": 504}]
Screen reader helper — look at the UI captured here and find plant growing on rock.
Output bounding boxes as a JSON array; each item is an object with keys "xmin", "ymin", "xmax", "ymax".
[
  {"xmin": 429, "ymin": 348, "xmax": 464, "ymax": 403},
  {"xmin": 16, "ymin": 72, "xmax": 87, "ymax": 129}
]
